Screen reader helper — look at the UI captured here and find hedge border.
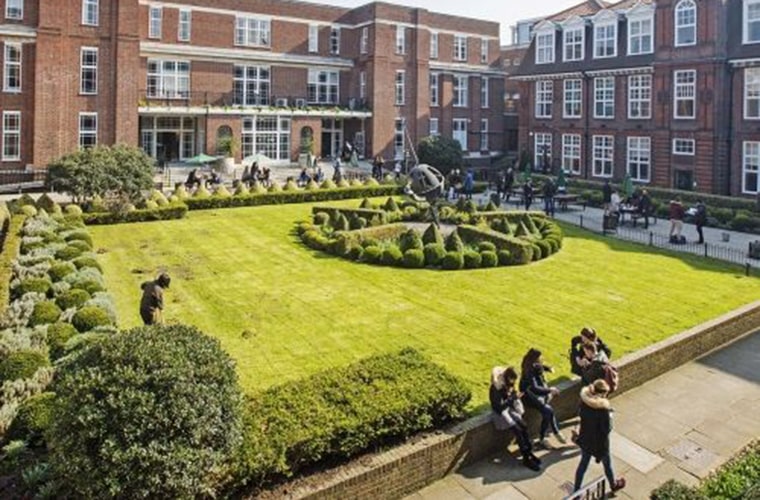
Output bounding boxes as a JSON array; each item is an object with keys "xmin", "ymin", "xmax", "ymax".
[{"xmin": 0, "ymin": 214, "xmax": 25, "ymax": 315}]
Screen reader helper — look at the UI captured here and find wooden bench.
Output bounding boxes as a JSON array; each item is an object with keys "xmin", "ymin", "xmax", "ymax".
[{"xmin": 630, "ymin": 210, "xmax": 657, "ymax": 227}]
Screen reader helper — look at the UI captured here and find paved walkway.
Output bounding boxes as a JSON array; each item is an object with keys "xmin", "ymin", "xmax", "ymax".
[{"xmin": 405, "ymin": 331, "xmax": 760, "ymax": 500}]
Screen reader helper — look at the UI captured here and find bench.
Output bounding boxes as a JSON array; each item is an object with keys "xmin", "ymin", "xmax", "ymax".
[{"xmin": 630, "ymin": 210, "xmax": 657, "ymax": 227}]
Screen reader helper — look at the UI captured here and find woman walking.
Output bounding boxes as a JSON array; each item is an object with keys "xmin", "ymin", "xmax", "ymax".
[{"xmin": 519, "ymin": 348, "xmax": 567, "ymax": 447}]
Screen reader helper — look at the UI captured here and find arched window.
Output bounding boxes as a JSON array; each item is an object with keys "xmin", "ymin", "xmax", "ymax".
[
  {"xmin": 675, "ymin": 0, "xmax": 697, "ymax": 47},
  {"xmin": 300, "ymin": 126, "xmax": 314, "ymax": 154},
  {"xmin": 216, "ymin": 125, "xmax": 234, "ymax": 156}
]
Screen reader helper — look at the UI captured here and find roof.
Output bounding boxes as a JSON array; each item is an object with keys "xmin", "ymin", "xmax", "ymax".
[{"xmin": 546, "ymin": 0, "xmax": 610, "ymax": 22}]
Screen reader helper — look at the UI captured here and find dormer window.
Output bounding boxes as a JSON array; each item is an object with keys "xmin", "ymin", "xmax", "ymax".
[
  {"xmin": 675, "ymin": 0, "xmax": 697, "ymax": 47},
  {"xmin": 744, "ymin": 0, "xmax": 760, "ymax": 44},
  {"xmin": 593, "ymin": 11, "xmax": 618, "ymax": 59},
  {"xmin": 534, "ymin": 22, "xmax": 556, "ymax": 64},
  {"xmin": 562, "ymin": 17, "xmax": 585, "ymax": 62},
  {"xmin": 627, "ymin": 3, "xmax": 655, "ymax": 55}
]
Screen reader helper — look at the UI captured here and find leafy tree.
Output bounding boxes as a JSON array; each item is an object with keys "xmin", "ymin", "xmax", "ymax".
[
  {"xmin": 417, "ymin": 136, "xmax": 463, "ymax": 173},
  {"xmin": 49, "ymin": 144, "xmax": 155, "ymax": 203}
]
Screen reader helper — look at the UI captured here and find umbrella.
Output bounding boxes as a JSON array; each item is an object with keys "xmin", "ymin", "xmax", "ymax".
[
  {"xmin": 622, "ymin": 173, "xmax": 634, "ymax": 199},
  {"xmin": 521, "ymin": 160, "xmax": 532, "ymax": 183},
  {"xmin": 557, "ymin": 167, "xmax": 568, "ymax": 190},
  {"xmin": 185, "ymin": 153, "xmax": 218, "ymax": 165},
  {"xmin": 242, "ymin": 153, "xmax": 273, "ymax": 167}
]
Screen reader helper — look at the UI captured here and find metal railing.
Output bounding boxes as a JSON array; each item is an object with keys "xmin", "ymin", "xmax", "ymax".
[
  {"xmin": 563, "ymin": 476, "xmax": 606, "ymax": 500},
  {"xmin": 139, "ymin": 91, "xmax": 371, "ymax": 111},
  {"xmin": 0, "ymin": 169, "xmax": 48, "ymax": 193}
]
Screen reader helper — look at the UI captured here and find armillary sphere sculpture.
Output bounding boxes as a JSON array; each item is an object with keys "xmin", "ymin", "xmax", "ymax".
[{"xmin": 405, "ymin": 164, "xmax": 446, "ymax": 227}]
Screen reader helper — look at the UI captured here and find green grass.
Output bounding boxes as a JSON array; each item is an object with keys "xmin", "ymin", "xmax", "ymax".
[{"xmin": 90, "ymin": 201, "xmax": 760, "ymax": 410}]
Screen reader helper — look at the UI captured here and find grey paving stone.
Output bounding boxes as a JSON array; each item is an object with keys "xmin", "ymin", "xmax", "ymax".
[{"xmin": 610, "ymin": 431, "xmax": 664, "ymax": 474}]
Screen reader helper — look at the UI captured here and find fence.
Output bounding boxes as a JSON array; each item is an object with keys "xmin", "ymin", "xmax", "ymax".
[
  {"xmin": 562, "ymin": 476, "xmax": 606, "ymax": 500},
  {"xmin": 0, "ymin": 169, "xmax": 48, "ymax": 193}
]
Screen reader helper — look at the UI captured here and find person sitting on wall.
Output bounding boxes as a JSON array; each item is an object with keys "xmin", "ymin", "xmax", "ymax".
[
  {"xmin": 206, "ymin": 170, "xmax": 222, "ymax": 189},
  {"xmin": 185, "ymin": 169, "xmax": 202, "ymax": 190},
  {"xmin": 570, "ymin": 327, "xmax": 612, "ymax": 378},
  {"xmin": 298, "ymin": 168, "xmax": 311, "ymax": 187}
]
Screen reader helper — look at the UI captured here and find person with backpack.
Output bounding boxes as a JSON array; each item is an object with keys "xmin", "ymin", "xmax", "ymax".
[
  {"xmin": 573, "ymin": 380, "xmax": 626, "ymax": 494},
  {"xmin": 519, "ymin": 348, "xmax": 567, "ymax": 448},
  {"xmin": 694, "ymin": 199, "xmax": 707, "ymax": 244},
  {"xmin": 490, "ymin": 366, "xmax": 542, "ymax": 471}
]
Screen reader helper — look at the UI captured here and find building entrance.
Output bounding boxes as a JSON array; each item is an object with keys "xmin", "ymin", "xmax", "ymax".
[{"xmin": 321, "ymin": 118, "xmax": 343, "ymax": 158}]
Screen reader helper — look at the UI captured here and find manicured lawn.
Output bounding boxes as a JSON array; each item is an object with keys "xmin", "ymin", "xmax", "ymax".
[{"xmin": 90, "ymin": 201, "xmax": 760, "ymax": 410}]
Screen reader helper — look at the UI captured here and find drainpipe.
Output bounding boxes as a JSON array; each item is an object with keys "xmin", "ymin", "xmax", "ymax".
[
  {"xmin": 582, "ymin": 71, "xmax": 590, "ymax": 180},
  {"xmin": 726, "ymin": 64, "xmax": 735, "ymax": 196}
]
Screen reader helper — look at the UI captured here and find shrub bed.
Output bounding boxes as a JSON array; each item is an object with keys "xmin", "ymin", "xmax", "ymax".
[
  {"xmin": 81, "ymin": 203, "xmax": 188, "ymax": 225},
  {"xmin": 238, "ymin": 348, "xmax": 470, "ymax": 487}
]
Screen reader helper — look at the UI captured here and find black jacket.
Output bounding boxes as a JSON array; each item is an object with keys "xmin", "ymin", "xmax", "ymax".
[
  {"xmin": 570, "ymin": 336, "xmax": 612, "ymax": 376},
  {"xmin": 519, "ymin": 364, "xmax": 552, "ymax": 406},
  {"xmin": 489, "ymin": 384, "xmax": 519, "ymax": 414},
  {"xmin": 577, "ymin": 387, "xmax": 613, "ymax": 461}
]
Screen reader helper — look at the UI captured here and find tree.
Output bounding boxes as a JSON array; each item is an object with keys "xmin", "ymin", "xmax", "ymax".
[
  {"xmin": 48, "ymin": 144, "xmax": 155, "ymax": 204},
  {"xmin": 417, "ymin": 136, "xmax": 463, "ymax": 173}
]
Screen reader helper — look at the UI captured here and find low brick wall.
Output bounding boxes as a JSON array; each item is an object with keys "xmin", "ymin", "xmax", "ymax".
[{"xmin": 271, "ymin": 301, "xmax": 760, "ymax": 500}]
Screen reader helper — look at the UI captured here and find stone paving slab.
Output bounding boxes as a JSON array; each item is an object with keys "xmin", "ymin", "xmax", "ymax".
[{"xmin": 610, "ymin": 431, "xmax": 664, "ymax": 474}]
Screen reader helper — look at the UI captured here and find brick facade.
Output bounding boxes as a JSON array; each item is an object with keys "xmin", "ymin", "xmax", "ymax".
[{"xmin": 0, "ymin": 0, "xmax": 505, "ymax": 172}]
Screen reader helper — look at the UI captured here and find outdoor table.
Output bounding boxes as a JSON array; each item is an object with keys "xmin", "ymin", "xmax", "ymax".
[
  {"xmin": 618, "ymin": 205, "xmax": 637, "ymax": 225},
  {"xmin": 554, "ymin": 193, "xmax": 579, "ymax": 211}
]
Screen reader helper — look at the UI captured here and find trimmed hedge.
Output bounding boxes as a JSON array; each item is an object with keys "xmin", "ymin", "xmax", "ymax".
[
  {"xmin": 55, "ymin": 288, "xmax": 91, "ymax": 311},
  {"xmin": 28, "ymin": 300, "xmax": 62, "ymax": 327},
  {"xmin": 457, "ymin": 225, "xmax": 537, "ymax": 265},
  {"xmin": 0, "ymin": 215, "xmax": 24, "ymax": 314},
  {"xmin": 7, "ymin": 392, "xmax": 56, "ymax": 447},
  {"xmin": 48, "ymin": 261, "xmax": 77, "ymax": 282},
  {"xmin": 47, "ymin": 322, "xmax": 78, "ymax": 360},
  {"xmin": 82, "ymin": 203, "xmax": 188, "ymax": 225},
  {"xmin": 311, "ymin": 206, "xmax": 388, "ymax": 226},
  {"xmin": 71, "ymin": 305, "xmax": 113, "ymax": 332},
  {"xmin": 239, "ymin": 348, "xmax": 470, "ymax": 486},
  {"xmin": 0, "ymin": 350, "xmax": 50, "ymax": 384}
]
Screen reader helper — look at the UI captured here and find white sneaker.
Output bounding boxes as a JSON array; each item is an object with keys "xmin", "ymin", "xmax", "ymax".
[
  {"xmin": 555, "ymin": 433, "xmax": 568, "ymax": 445},
  {"xmin": 538, "ymin": 437, "xmax": 551, "ymax": 449}
]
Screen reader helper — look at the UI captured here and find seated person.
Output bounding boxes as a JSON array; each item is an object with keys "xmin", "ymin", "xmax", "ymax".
[
  {"xmin": 570, "ymin": 327, "xmax": 612, "ymax": 377},
  {"xmin": 185, "ymin": 168, "xmax": 201, "ymax": 190},
  {"xmin": 490, "ymin": 366, "xmax": 541, "ymax": 471},
  {"xmin": 206, "ymin": 170, "xmax": 222, "ymax": 188},
  {"xmin": 298, "ymin": 168, "xmax": 311, "ymax": 186}
]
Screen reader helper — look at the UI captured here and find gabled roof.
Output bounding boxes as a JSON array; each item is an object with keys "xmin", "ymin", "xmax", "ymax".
[
  {"xmin": 612, "ymin": 0, "xmax": 655, "ymax": 11},
  {"xmin": 547, "ymin": 0, "xmax": 610, "ymax": 23}
]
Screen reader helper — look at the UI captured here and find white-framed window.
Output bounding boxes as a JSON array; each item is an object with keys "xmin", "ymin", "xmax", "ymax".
[
  {"xmin": 480, "ymin": 38, "xmax": 489, "ymax": 64},
  {"xmin": 242, "ymin": 116, "xmax": 291, "ymax": 161},
  {"xmin": 563, "ymin": 79, "xmax": 582, "ymax": 118},
  {"xmin": 430, "ymin": 73, "xmax": 439, "ymax": 106},
  {"xmin": 149, "ymin": 6, "xmax": 162, "ymax": 39},
  {"xmin": 429, "ymin": 117, "xmax": 439, "ymax": 136},
  {"xmin": 673, "ymin": 138, "xmax": 695, "ymax": 155},
  {"xmin": 330, "ymin": 27, "xmax": 340, "ymax": 55},
  {"xmin": 78, "ymin": 112, "xmax": 97, "ymax": 149},
  {"xmin": 594, "ymin": 22, "xmax": 617, "ymax": 58},
  {"xmin": 628, "ymin": 74, "xmax": 651, "ymax": 119},
  {"xmin": 1, "ymin": 111, "xmax": 20, "ymax": 161},
  {"xmin": 359, "ymin": 71, "xmax": 366, "ymax": 100},
  {"xmin": 536, "ymin": 31, "xmax": 555, "ymax": 64},
  {"xmin": 562, "ymin": 134, "xmax": 581, "ymax": 175},
  {"xmin": 674, "ymin": 69, "xmax": 696, "ymax": 119},
  {"xmin": 535, "ymin": 80, "xmax": 553, "ymax": 118},
  {"xmin": 360, "ymin": 27, "xmax": 368, "ymax": 54},
  {"xmin": 396, "ymin": 25, "xmax": 406, "ymax": 55},
  {"xmin": 307, "ymin": 69, "xmax": 339, "ymax": 104},
  {"xmin": 453, "ymin": 74, "xmax": 468, "ymax": 108},
  {"xmin": 82, "ymin": 0, "xmax": 98, "ymax": 26},
  {"xmin": 628, "ymin": 16, "xmax": 653, "ymax": 55},
  {"xmin": 233, "ymin": 65, "xmax": 270, "ymax": 106},
  {"xmin": 147, "ymin": 59, "xmax": 190, "ymax": 99},
  {"xmin": 80, "ymin": 47, "xmax": 98, "ymax": 95},
  {"xmin": 454, "ymin": 35, "xmax": 467, "ymax": 61},
  {"xmin": 395, "ymin": 70, "xmax": 405, "ymax": 105},
  {"xmin": 480, "ymin": 118, "xmax": 489, "ymax": 151},
  {"xmin": 235, "ymin": 17, "xmax": 271, "ymax": 47},
  {"xmin": 178, "ymin": 9, "xmax": 191, "ymax": 42},
  {"xmin": 592, "ymin": 135, "xmax": 614, "ymax": 177},
  {"xmin": 5, "ymin": 0, "xmax": 23, "ymax": 20},
  {"xmin": 746, "ymin": 68, "xmax": 760, "ymax": 119},
  {"xmin": 745, "ymin": 0, "xmax": 760, "ymax": 44},
  {"xmin": 675, "ymin": 0, "xmax": 697, "ymax": 46},
  {"xmin": 594, "ymin": 76, "xmax": 615, "ymax": 119},
  {"xmin": 627, "ymin": 136, "xmax": 651, "ymax": 182},
  {"xmin": 534, "ymin": 133, "xmax": 552, "ymax": 170},
  {"xmin": 453, "ymin": 119, "xmax": 468, "ymax": 152},
  {"xmin": 394, "ymin": 117, "xmax": 406, "ymax": 159},
  {"xmin": 743, "ymin": 141, "xmax": 760, "ymax": 193},
  {"xmin": 309, "ymin": 24, "xmax": 319, "ymax": 53},
  {"xmin": 430, "ymin": 32, "xmax": 439, "ymax": 59},
  {"xmin": 563, "ymin": 27, "xmax": 584, "ymax": 62},
  {"xmin": 481, "ymin": 77, "xmax": 489, "ymax": 108},
  {"xmin": 3, "ymin": 43, "xmax": 21, "ymax": 93}
]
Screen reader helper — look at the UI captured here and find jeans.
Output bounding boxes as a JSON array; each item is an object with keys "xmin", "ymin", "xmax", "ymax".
[
  {"xmin": 525, "ymin": 395, "xmax": 560, "ymax": 439},
  {"xmin": 511, "ymin": 425, "xmax": 533, "ymax": 457},
  {"xmin": 697, "ymin": 224, "xmax": 704, "ymax": 243},
  {"xmin": 544, "ymin": 197, "xmax": 555, "ymax": 216},
  {"xmin": 573, "ymin": 450, "xmax": 615, "ymax": 491}
]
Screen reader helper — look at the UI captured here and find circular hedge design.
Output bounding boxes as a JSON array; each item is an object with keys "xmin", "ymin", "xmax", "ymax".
[{"xmin": 297, "ymin": 197, "xmax": 563, "ymax": 271}]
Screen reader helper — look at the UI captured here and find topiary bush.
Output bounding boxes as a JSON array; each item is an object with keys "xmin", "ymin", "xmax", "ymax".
[
  {"xmin": 0, "ymin": 350, "xmax": 50, "ymax": 384},
  {"xmin": 359, "ymin": 198, "xmax": 373, "ymax": 209},
  {"xmin": 48, "ymin": 261, "xmax": 77, "ymax": 282},
  {"xmin": 66, "ymin": 239, "xmax": 93, "ymax": 253},
  {"xmin": 363, "ymin": 246, "xmax": 383, "ymax": 264},
  {"xmin": 497, "ymin": 249, "xmax": 512, "ymax": 266},
  {"xmin": 402, "ymin": 249, "xmax": 425, "ymax": 269},
  {"xmin": 48, "ymin": 324, "xmax": 244, "ymax": 499},
  {"xmin": 422, "ymin": 223, "xmax": 444, "ymax": 246},
  {"xmin": 54, "ymin": 245, "xmax": 84, "ymax": 261},
  {"xmin": 399, "ymin": 229, "xmax": 423, "ymax": 252},
  {"xmin": 650, "ymin": 480, "xmax": 705, "ymax": 499},
  {"xmin": 535, "ymin": 240, "xmax": 552, "ymax": 259},
  {"xmin": 445, "ymin": 230, "xmax": 464, "ymax": 253},
  {"xmin": 7, "ymin": 392, "xmax": 56, "ymax": 447},
  {"xmin": 28, "ymin": 300, "xmax": 62, "ymax": 327},
  {"xmin": 334, "ymin": 214, "xmax": 349, "ymax": 232},
  {"xmin": 463, "ymin": 250, "xmax": 482, "ymax": 269},
  {"xmin": 64, "ymin": 204, "xmax": 83, "ymax": 216},
  {"xmin": 55, "ymin": 288, "xmax": 91, "ymax": 311},
  {"xmin": 20, "ymin": 205, "xmax": 38, "ymax": 217},
  {"xmin": 480, "ymin": 251, "xmax": 498, "ymax": 268},
  {"xmin": 384, "ymin": 197, "xmax": 399, "ymax": 212},
  {"xmin": 14, "ymin": 277, "xmax": 53, "ymax": 299},
  {"xmin": 71, "ymin": 306, "xmax": 113, "ymax": 332},
  {"xmin": 47, "ymin": 322, "xmax": 78, "ymax": 360},
  {"xmin": 72, "ymin": 256, "xmax": 102, "ymax": 272},
  {"xmin": 442, "ymin": 251, "xmax": 464, "ymax": 270},
  {"xmin": 423, "ymin": 243, "xmax": 446, "ymax": 267},
  {"xmin": 381, "ymin": 245, "xmax": 403, "ymax": 266},
  {"xmin": 313, "ymin": 211, "xmax": 330, "ymax": 226},
  {"xmin": 478, "ymin": 241, "xmax": 497, "ymax": 253}
]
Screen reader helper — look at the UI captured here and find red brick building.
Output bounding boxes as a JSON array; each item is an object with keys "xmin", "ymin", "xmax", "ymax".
[
  {"xmin": 510, "ymin": 0, "xmax": 760, "ymax": 197},
  {"xmin": 0, "ymin": 0, "xmax": 505, "ymax": 171}
]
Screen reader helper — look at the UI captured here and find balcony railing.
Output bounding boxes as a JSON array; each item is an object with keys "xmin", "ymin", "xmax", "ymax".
[{"xmin": 139, "ymin": 91, "xmax": 371, "ymax": 112}]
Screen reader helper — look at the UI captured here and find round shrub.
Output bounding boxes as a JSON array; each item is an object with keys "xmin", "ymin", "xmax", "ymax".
[
  {"xmin": 15, "ymin": 277, "xmax": 52, "ymax": 298},
  {"xmin": 536, "ymin": 240, "xmax": 552, "ymax": 259},
  {"xmin": 363, "ymin": 246, "xmax": 383, "ymax": 264},
  {"xmin": 348, "ymin": 245, "xmax": 364, "ymax": 261},
  {"xmin": 463, "ymin": 250, "xmax": 482, "ymax": 269},
  {"xmin": 546, "ymin": 237, "xmax": 561, "ymax": 254},
  {"xmin": 313, "ymin": 211, "xmax": 330, "ymax": 225},
  {"xmin": 7, "ymin": 392, "xmax": 56, "ymax": 447},
  {"xmin": 71, "ymin": 306, "xmax": 113, "ymax": 333},
  {"xmin": 445, "ymin": 230, "xmax": 465, "ymax": 253},
  {"xmin": 297, "ymin": 222, "xmax": 315, "ymax": 235},
  {"xmin": 67, "ymin": 239, "xmax": 93, "ymax": 252},
  {"xmin": 403, "ymin": 206, "xmax": 419, "ymax": 220},
  {"xmin": 423, "ymin": 243, "xmax": 446, "ymax": 267},
  {"xmin": 20, "ymin": 239, "xmax": 45, "ymax": 253},
  {"xmin": 497, "ymin": 250, "xmax": 512, "ymax": 266},
  {"xmin": 47, "ymin": 322, "xmax": 78, "ymax": 360},
  {"xmin": 64, "ymin": 204, "xmax": 83, "ymax": 216},
  {"xmin": 362, "ymin": 237, "xmax": 380, "ymax": 249},
  {"xmin": 48, "ymin": 324, "xmax": 244, "ymax": 499},
  {"xmin": 399, "ymin": 229, "xmax": 424, "ymax": 252},
  {"xmin": 478, "ymin": 241, "xmax": 497, "ymax": 253},
  {"xmin": 72, "ymin": 256, "xmax": 102, "ymax": 272},
  {"xmin": 402, "ymin": 249, "xmax": 425, "ymax": 269},
  {"xmin": 0, "ymin": 350, "xmax": 50, "ymax": 384},
  {"xmin": 329, "ymin": 235, "xmax": 353, "ymax": 257},
  {"xmin": 29, "ymin": 300, "xmax": 62, "ymax": 327},
  {"xmin": 481, "ymin": 251, "xmax": 498, "ymax": 268},
  {"xmin": 55, "ymin": 245, "xmax": 84, "ymax": 261},
  {"xmin": 144, "ymin": 200, "xmax": 159, "ymax": 210},
  {"xmin": 20, "ymin": 205, "xmax": 38, "ymax": 217},
  {"xmin": 69, "ymin": 279, "xmax": 105, "ymax": 296},
  {"xmin": 55, "ymin": 288, "xmax": 91, "ymax": 311},
  {"xmin": 512, "ymin": 244, "xmax": 534, "ymax": 265},
  {"xmin": 442, "ymin": 251, "xmax": 464, "ymax": 270},
  {"xmin": 381, "ymin": 245, "xmax": 403, "ymax": 266}
]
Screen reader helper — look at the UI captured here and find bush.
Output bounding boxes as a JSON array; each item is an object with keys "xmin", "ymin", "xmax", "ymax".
[
  {"xmin": 64, "ymin": 204, "xmax": 83, "ymax": 216},
  {"xmin": 71, "ymin": 306, "xmax": 113, "ymax": 332},
  {"xmin": 402, "ymin": 249, "xmax": 425, "ymax": 269},
  {"xmin": 399, "ymin": 229, "xmax": 424, "ymax": 252},
  {"xmin": 313, "ymin": 211, "xmax": 330, "ymax": 225},
  {"xmin": 730, "ymin": 212, "xmax": 760, "ymax": 233},
  {"xmin": 66, "ymin": 239, "xmax": 92, "ymax": 252},
  {"xmin": 0, "ymin": 350, "xmax": 50, "ymax": 384},
  {"xmin": 416, "ymin": 135, "xmax": 464, "ymax": 172},
  {"xmin": 81, "ymin": 203, "xmax": 188, "ymax": 225},
  {"xmin": 20, "ymin": 205, "xmax": 38, "ymax": 217},
  {"xmin": 445, "ymin": 230, "xmax": 464, "ymax": 253},
  {"xmin": 442, "ymin": 251, "xmax": 464, "ymax": 270},
  {"xmin": 144, "ymin": 200, "xmax": 159, "ymax": 210},
  {"xmin": 463, "ymin": 250, "xmax": 482, "ymax": 269},
  {"xmin": 359, "ymin": 197, "xmax": 373, "ymax": 209},
  {"xmin": 384, "ymin": 197, "xmax": 399, "ymax": 212},
  {"xmin": 48, "ymin": 324, "xmax": 243, "ymax": 499},
  {"xmin": 36, "ymin": 193, "xmax": 57, "ymax": 213},
  {"xmin": 348, "ymin": 245, "xmax": 364, "ymax": 261},
  {"xmin": 651, "ymin": 480, "xmax": 705, "ymax": 499},
  {"xmin": 72, "ymin": 256, "xmax": 102, "ymax": 272},
  {"xmin": 29, "ymin": 301, "xmax": 62, "ymax": 327},
  {"xmin": 334, "ymin": 214, "xmax": 349, "ymax": 232},
  {"xmin": 63, "ymin": 230, "xmax": 93, "ymax": 247},
  {"xmin": 239, "ymin": 348, "xmax": 469, "ymax": 486},
  {"xmin": 423, "ymin": 243, "xmax": 446, "ymax": 267},
  {"xmin": 7, "ymin": 392, "xmax": 56, "ymax": 447},
  {"xmin": 478, "ymin": 241, "xmax": 497, "ymax": 253},
  {"xmin": 701, "ymin": 441, "xmax": 760, "ymax": 499},
  {"xmin": 55, "ymin": 288, "xmax": 91, "ymax": 311},
  {"xmin": 47, "ymin": 322, "xmax": 78, "ymax": 360},
  {"xmin": 69, "ymin": 279, "xmax": 105, "ymax": 296},
  {"xmin": 381, "ymin": 245, "xmax": 403, "ymax": 266},
  {"xmin": 535, "ymin": 239, "xmax": 552, "ymax": 259},
  {"xmin": 480, "ymin": 250, "xmax": 498, "ymax": 268},
  {"xmin": 363, "ymin": 246, "xmax": 383, "ymax": 264},
  {"xmin": 14, "ymin": 277, "xmax": 52, "ymax": 298},
  {"xmin": 422, "ymin": 223, "xmax": 444, "ymax": 246},
  {"xmin": 54, "ymin": 245, "xmax": 84, "ymax": 261}
]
